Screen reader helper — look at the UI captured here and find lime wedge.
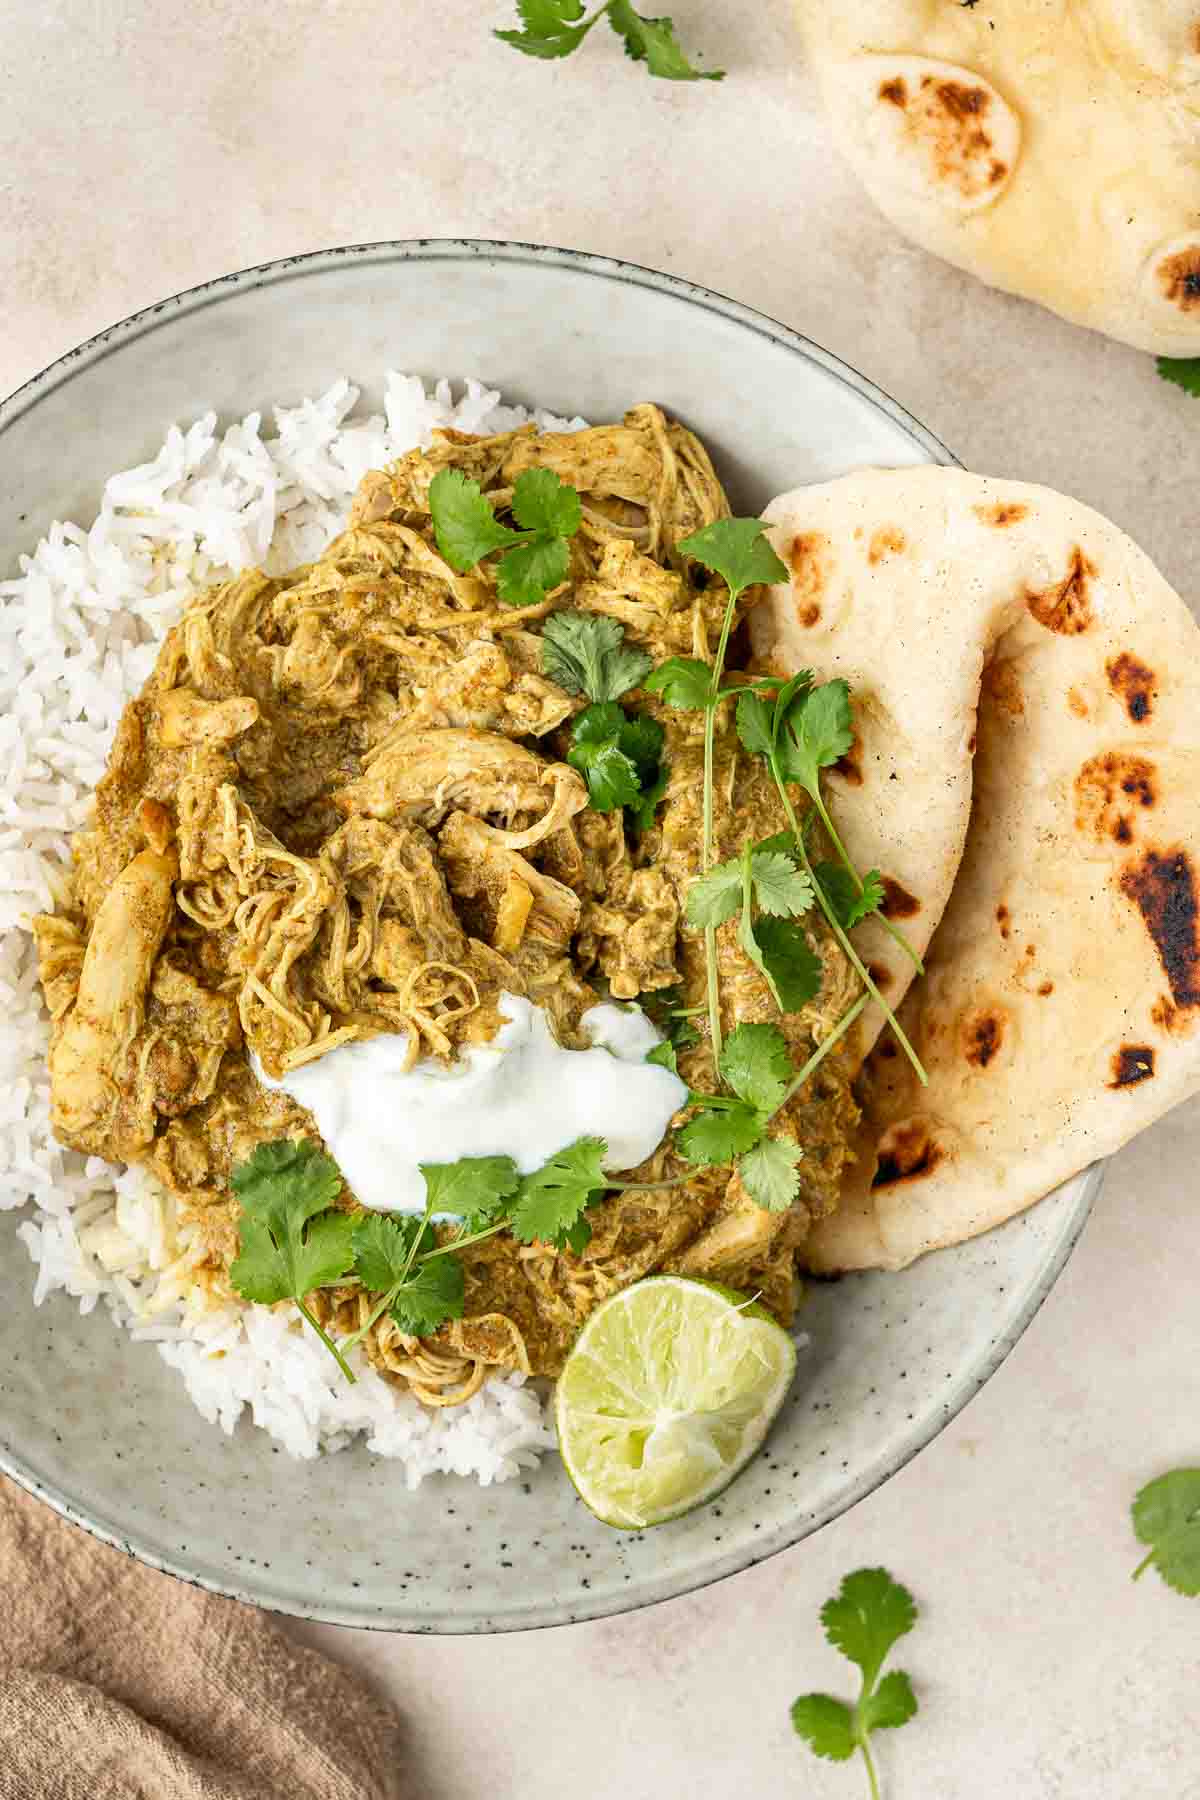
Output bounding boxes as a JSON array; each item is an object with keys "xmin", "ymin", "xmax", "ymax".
[{"xmin": 554, "ymin": 1275, "xmax": 797, "ymax": 1529}]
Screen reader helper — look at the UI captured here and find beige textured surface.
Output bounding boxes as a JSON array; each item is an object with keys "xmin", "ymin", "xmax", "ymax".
[{"xmin": 3, "ymin": 1, "xmax": 1198, "ymax": 1793}]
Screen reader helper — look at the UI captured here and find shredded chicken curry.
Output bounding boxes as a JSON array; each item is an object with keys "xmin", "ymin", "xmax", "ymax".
[{"xmin": 35, "ymin": 405, "xmax": 861, "ymax": 1407}]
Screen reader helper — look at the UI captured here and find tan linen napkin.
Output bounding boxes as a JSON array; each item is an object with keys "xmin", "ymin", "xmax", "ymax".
[{"xmin": 0, "ymin": 1476, "xmax": 406, "ymax": 1800}]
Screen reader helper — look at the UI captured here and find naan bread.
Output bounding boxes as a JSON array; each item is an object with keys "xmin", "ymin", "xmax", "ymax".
[
  {"xmin": 799, "ymin": 1, "xmax": 1200, "ymax": 356},
  {"xmin": 750, "ymin": 467, "xmax": 1200, "ymax": 1270}
]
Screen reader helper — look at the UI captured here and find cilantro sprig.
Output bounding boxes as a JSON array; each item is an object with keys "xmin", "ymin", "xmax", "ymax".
[
  {"xmin": 229, "ymin": 1140, "xmax": 357, "ymax": 1380},
  {"xmin": 229, "ymin": 1136, "xmax": 617, "ymax": 1381},
  {"xmin": 1131, "ymin": 1469, "xmax": 1200, "ymax": 1596},
  {"xmin": 429, "ymin": 466, "xmax": 581, "ymax": 606},
  {"xmin": 541, "ymin": 611, "xmax": 666, "ymax": 829},
  {"xmin": 677, "ymin": 1008, "xmax": 866, "ymax": 1210},
  {"xmin": 644, "ymin": 518, "xmax": 788, "ymax": 1061},
  {"xmin": 791, "ymin": 1569, "xmax": 920, "ymax": 1800},
  {"xmin": 495, "ymin": 0, "xmax": 724, "ymax": 81},
  {"xmin": 687, "ymin": 839, "xmax": 820, "ymax": 1014},
  {"xmin": 1157, "ymin": 357, "xmax": 1200, "ymax": 399},
  {"xmin": 735, "ymin": 677, "xmax": 928, "ymax": 1085}
]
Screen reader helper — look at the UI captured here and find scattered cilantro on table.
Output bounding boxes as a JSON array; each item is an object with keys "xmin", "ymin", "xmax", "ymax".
[
  {"xmin": 428, "ymin": 466, "xmax": 581, "ymax": 606},
  {"xmin": 1157, "ymin": 357, "xmax": 1200, "ymax": 398},
  {"xmin": 791, "ymin": 1569, "xmax": 920, "ymax": 1800},
  {"xmin": 1131, "ymin": 1468, "xmax": 1200, "ymax": 1595},
  {"xmin": 495, "ymin": 0, "xmax": 724, "ymax": 81}
]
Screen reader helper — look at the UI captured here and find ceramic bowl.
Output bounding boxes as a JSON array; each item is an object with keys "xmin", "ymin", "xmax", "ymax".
[{"xmin": 0, "ymin": 242, "xmax": 1100, "ymax": 1631}]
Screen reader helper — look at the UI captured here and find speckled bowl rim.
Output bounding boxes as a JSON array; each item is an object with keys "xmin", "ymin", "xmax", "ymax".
[{"xmin": 0, "ymin": 239, "xmax": 1099, "ymax": 1632}]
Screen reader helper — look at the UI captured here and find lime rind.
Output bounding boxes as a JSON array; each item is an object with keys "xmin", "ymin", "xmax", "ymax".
[{"xmin": 554, "ymin": 1275, "xmax": 797, "ymax": 1529}]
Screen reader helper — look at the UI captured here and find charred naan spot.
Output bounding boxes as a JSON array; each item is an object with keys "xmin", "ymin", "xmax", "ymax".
[
  {"xmin": 878, "ymin": 1040, "xmax": 899, "ymax": 1060},
  {"xmin": 879, "ymin": 76, "xmax": 908, "ymax": 106},
  {"xmin": 873, "ymin": 1119, "xmax": 942, "ymax": 1188},
  {"xmin": 904, "ymin": 73, "xmax": 1007, "ymax": 203},
  {"xmin": 1120, "ymin": 848, "xmax": 1200, "ymax": 1010},
  {"xmin": 996, "ymin": 903, "xmax": 1011, "ymax": 939},
  {"xmin": 868, "ymin": 526, "xmax": 907, "ymax": 565},
  {"xmin": 831, "ymin": 731, "xmax": 864, "ymax": 787},
  {"xmin": 1027, "ymin": 548, "xmax": 1096, "ymax": 635},
  {"xmin": 1106, "ymin": 653, "xmax": 1155, "ymax": 723},
  {"xmin": 789, "ymin": 533, "xmax": 830, "ymax": 631},
  {"xmin": 1038, "ymin": 981, "xmax": 1054, "ymax": 997},
  {"xmin": 879, "ymin": 877, "xmax": 920, "ymax": 920},
  {"xmin": 962, "ymin": 1007, "xmax": 1005, "ymax": 1069},
  {"xmin": 981, "ymin": 658, "xmax": 1024, "ymax": 719},
  {"xmin": 1151, "ymin": 994, "xmax": 1178, "ymax": 1032},
  {"xmin": 868, "ymin": 962, "xmax": 893, "ymax": 991},
  {"xmin": 1109, "ymin": 1045, "xmax": 1155, "ymax": 1089},
  {"xmin": 974, "ymin": 501, "xmax": 1028, "ymax": 529},
  {"xmin": 1068, "ymin": 687, "xmax": 1089, "ymax": 720},
  {"xmin": 1158, "ymin": 246, "xmax": 1200, "ymax": 313},
  {"xmin": 1074, "ymin": 751, "xmax": 1157, "ymax": 846}
]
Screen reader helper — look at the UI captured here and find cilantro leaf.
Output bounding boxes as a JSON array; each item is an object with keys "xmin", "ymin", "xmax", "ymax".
[
  {"xmin": 1158, "ymin": 357, "xmax": 1200, "ymax": 398},
  {"xmin": 606, "ymin": 0, "xmax": 724, "ymax": 80},
  {"xmin": 790, "ymin": 1694, "xmax": 857, "ymax": 1762},
  {"xmin": 627, "ymin": 761, "xmax": 669, "ymax": 832},
  {"xmin": 428, "ymin": 468, "xmax": 523, "ymax": 572},
  {"xmin": 686, "ymin": 848, "xmax": 813, "ymax": 931},
  {"xmin": 685, "ymin": 859, "xmax": 744, "ymax": 929},
  {"xmin": 1132, "ymin": 1469, "xmax": 1200, "ymax": 1596},
  {"xmin": 862, "ymin": 1669, "xmax": 918, "ymax": 1733},
  {"xmin": 350, "ymin": 1212, "xmax": 431, "ymax": 1292},
  {"xmin": 496, "ymin": 533, "xmax": 570, "ymax": 606},
  {"xmin": 719, "ymin": 1021, "xmax": 793, "ymax": 1114},
  {"xmin": 735, "ymin": 689, "xmax": 775, "ymax": 756},
  {"xmin": 748, "ymin": 916, "xmax": 823, "ymax": 1012},
  {"xmin": 813, "ymin": 862, "xmax": 884, "ymax": 932},
  {"xmin": 495, "ymin": 0, "xmax": 598, "ymax": 57},
  {"xmin": 792, "ymin": 1568, "xmax": 920, "ymax": 1793},
  {"xmin": 421, "ymin": 1156, "xmax": 520, "ymax": 1221},
  {"xmin": 568, "ymin": 733, "xmax": 643, "ymax": 812},
  {"xmin": 822, "ymin": 1568, "xmax": 918, "ymax": 1690},
  {"xmin": 677, "ymin": 517, "xmax": 788, "ymax": 599},
  {"xmin": 511, "ymin": 466, "xmax": 583, "ymax": 537},
  {"xmin": 775, "ymin": 679, "xmax": 854, "ymax": 796},
  {"xmin": 540, "ymin": 610, "xmax": 651, "ymax": 702},
  {"xmin": 230, "ymin": 1140, "xmax": 352, "ymax": 1305},
  {"xmin": 750, "ymin": 851, "xmax": 814, "ymax": 918},
  {"xmin": 509, "ymin": 1136, "xmax": 608, "ymax": 1247},
  {"xmin": 644, "ymin": 656, "xmax": 713, "ymax": 710},
  {"xmin": 568, "ymin": 702, "xmax": 666, "ymax": 819},
  {"xmin": 645, "ymin": 1039, "xmax": 678, "ymax": 1073},
  {"xmin": 389, "ymin": 1254, "xmax": 466, "ymax": 1337},
  {"xmin": 676, "ymin": 1103, "xmax": 762, "ymax": 1165},
  {"xmin": 737, "ymin": 1137, "xmax": 804, "ymax": 1212}
]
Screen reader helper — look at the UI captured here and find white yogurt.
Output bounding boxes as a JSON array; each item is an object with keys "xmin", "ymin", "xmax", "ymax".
[{"xmin": 255, "ymin": 993, "xmax": 687, "ymax": 1216}]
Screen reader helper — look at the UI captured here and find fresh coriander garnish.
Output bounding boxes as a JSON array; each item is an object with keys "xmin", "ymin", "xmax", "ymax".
[
  {"xmin": 686, "ymin": 838, "xmax": 820, "ymax": 1014},
  {"xmin": 495, "ymin": 0, "xmax": 724, "ymax": 81},
  {"xmin": 791, "ymin": 1568, "xmax": 920, "ymax": 1800},
  {"xmin": 1131, "ymin": 1469, "xmax": 1200, "ymax": 1595},
  {"xmin": 428, "ymin": 466, "xmax": 581, "ymax": 606},
  {"xmin": 229, "ymin": 1139, "xmax": 357, "ymax": 1381},
  {"xmin": 1157, "ymin": 357, "xmax": 1200, "ymax": 398},
  {"xmin": 540, "ymin": 609, "xmax": 652, "ymax": 700},
  {"xmin": 508, "ymin": 1136, "xmax": 608, "ymax": 1251},
  {"xmin": 735, "ymin": 678, "xmax": 928, "ymax": 1084},
  {"xmin": 645, "ymin": 518, "xmax": 789, "ymax": 1062},
  {"xmin": 541, "ymin": 611, "xmax": 666, "ymax": 829}
]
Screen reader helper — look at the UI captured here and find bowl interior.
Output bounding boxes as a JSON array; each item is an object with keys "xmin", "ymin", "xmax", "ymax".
[{"xmin": 0, "ymin": 243, "xmax": 1096, "ymax": 1630}]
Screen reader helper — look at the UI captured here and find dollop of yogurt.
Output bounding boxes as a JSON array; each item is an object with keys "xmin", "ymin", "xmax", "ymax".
[{"xmin": 255, "ymin": 993, "xmax": 687, "ymax": 1216}]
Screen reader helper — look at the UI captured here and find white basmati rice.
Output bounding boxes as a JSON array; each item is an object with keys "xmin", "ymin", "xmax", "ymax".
[{"xmin": 0, "ymin": 373, "xmax": 588, "ymax": 1486}]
